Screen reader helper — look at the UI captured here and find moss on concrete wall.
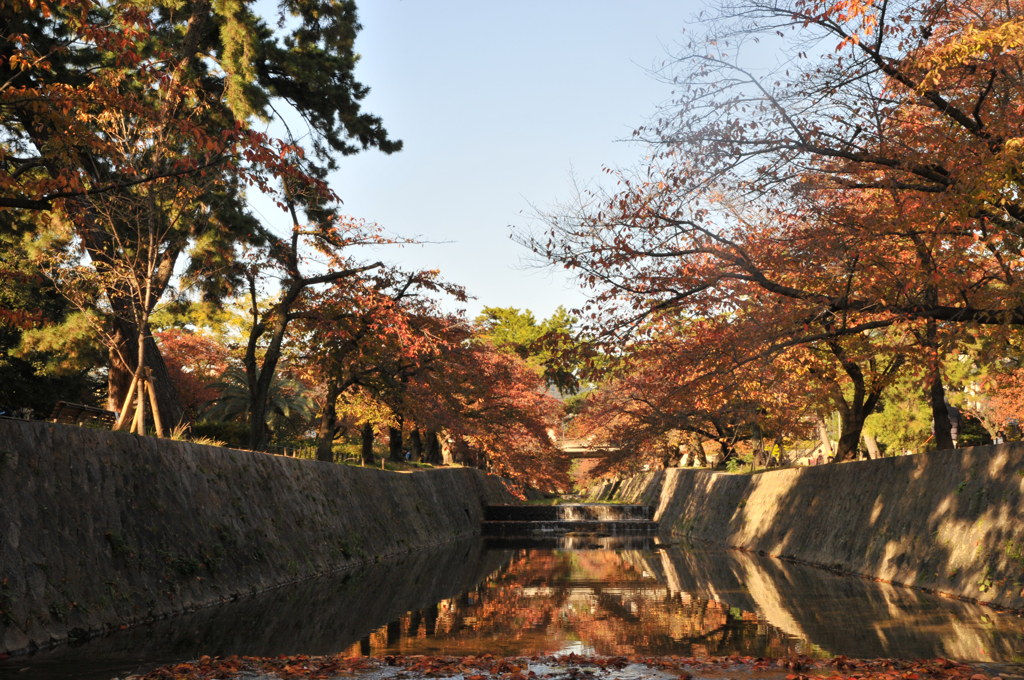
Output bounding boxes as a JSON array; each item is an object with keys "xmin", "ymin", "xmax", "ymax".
[
  {"xmin": 0, "ymin": 419, "xmax": 514, "ymax": 654},
  {"xmin": 591, "ymin": 445, "xmax": 1024, "ymax": 609}
]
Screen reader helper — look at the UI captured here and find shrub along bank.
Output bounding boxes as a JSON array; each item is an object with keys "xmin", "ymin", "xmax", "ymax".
[{"xmin": 0, "ymin": 419, "xmax": 514, "ymax": 654}]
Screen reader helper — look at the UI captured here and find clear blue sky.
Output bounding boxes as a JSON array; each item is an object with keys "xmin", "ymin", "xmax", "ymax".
[{"xmin": 327, "ymin": 1, "xmax": 705, "ymax": 320}]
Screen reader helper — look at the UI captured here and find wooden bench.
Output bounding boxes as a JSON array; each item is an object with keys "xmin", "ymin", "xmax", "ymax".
[{"xmin": 49, "ymin": 401, "xmax": 117, "ymax": 428}]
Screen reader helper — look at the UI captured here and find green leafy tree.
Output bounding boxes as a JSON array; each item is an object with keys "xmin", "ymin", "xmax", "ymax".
[
  {"xmin": 1, "ymin": 0, "xmax": 400, "ymax": 429},
  {"xmin": 0, "ymin": 232, "xmax": 103, "ymax": 415},
  {"xmin": 474, "ymin": 306, "xmax": 584, "ymax": 395},
  {"xmin": 863, "ymin": 370, "xmax": 936, "ymax": 456}
]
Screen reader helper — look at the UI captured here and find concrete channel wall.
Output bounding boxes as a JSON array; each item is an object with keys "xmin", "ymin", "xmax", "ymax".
[
  {"xmin": 0, "ymin": 419, "xmax": 515, "ymax": 655},
  {"xmin": 587, "ymin": 444, "xmax": 1024, "ymax": 609}
]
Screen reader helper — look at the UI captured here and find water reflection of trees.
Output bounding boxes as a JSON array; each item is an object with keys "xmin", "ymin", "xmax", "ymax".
[
  {"xmin": 344, "ymin": 549, "xmax": 804, "ymax": 658},
  {"xmin": 11, "ymin": 541, "xmax": 1023, "ymax": 680}
]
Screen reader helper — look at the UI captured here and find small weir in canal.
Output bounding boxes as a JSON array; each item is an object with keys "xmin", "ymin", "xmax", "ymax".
[
  {"xmin": 2, "ymin": 533, "xmax": 1023, "ymax": 680},
  {"xmin": 481, "ymin": 503, "xmax": 659, "ymax": 537}
]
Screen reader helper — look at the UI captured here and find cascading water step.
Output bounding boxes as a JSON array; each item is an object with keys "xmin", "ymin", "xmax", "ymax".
[
  {"xmin": 482, "ymin": 534, "xmax": 658, "ymax": 550},
  {"xmin": 481, "ymin": 503, "xmax": 658, "ymax": 537},
  {"xmin": 484, "ymin": 503, "xmax": 655, "ymax": 521}
]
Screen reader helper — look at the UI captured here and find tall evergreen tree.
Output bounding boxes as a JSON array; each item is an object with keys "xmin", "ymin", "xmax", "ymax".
[{"xmin": 0, "ymin": 0, "xmax": 400, "ymax": 427}]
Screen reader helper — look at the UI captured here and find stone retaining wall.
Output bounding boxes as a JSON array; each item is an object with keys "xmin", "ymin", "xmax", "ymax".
[
  {"xmin": 0, "ymin": 419, "xmax": 514, "ymax": 654},
  {"xmin": 589, "ymin": 445, "xmax": 1024, "ymax": 609}
]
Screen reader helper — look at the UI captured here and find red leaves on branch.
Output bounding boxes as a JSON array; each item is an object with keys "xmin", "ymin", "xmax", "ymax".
[
  {"xmin": 404, "ymin": 336, "xmax": 569, "ymax": 491},
  {"xmin": 155, "ymin": 329, "xmax": 232, "ymax": 420}
]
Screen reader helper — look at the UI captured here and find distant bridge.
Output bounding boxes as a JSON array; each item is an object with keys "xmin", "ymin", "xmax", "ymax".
[{"xmin": 556, "ymin": 438, "xmax": 619, "ymax": 458}]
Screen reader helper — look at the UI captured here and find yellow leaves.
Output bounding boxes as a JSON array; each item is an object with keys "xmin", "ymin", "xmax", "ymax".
[
  {"xmin": 5, "ymin": 52, "xmax": 32, "ymax": 71},
  {"xmin": 916, "ymin": 19, "xmax": 1024, "ymax": 91}
]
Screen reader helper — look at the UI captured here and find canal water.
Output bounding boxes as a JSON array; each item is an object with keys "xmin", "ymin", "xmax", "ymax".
[{"xmin": 1, "ymin": 537, "xmax": 1022, "ymax": 680}]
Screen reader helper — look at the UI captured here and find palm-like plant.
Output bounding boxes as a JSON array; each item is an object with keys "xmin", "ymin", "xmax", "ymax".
[{"xmin": 204, "ymin": 365, "xmax": 316, "ymax": 440}]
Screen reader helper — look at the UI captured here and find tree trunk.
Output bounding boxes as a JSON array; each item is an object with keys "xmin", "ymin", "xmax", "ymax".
[
  {"xmin": 708, "ymin": 418, "xmax": 738, "ymax": 468},
  {"xmin": 822, "ymin": 336, "xmax": 902, "ymax": 463},
  {"xmin": 361, "ymin": 422, "xmax": 375, "ymax": 465},
  {"xmin": 409, "ymin": 429, "xmax": 423, "ymax": 461},
  {"xmin": 691, "ymin": 435, "xmax": 708, "ymax": 467},
  {"xmin": 388, "ymin": 423, "xmax": 404, "ymax": 462},
  {"xmin": 441, "ymin": 437, "xmax": 455, "ymax": 465},
  {"xmin": 315, "ymin": 380, "xmax": 341, "ymax": 462},
  {"xmin": 835, "ymin": 421, "xmax": 860, "ymax": 458},
  {"xmin": 816, "ymin": 417, "xmax": 835, "ymax": 460},
  {"xmin": 751, "ymin": 423, "xmax": 766, "ymax": 468},
  {"xmin": 248, "ymin": 385, "xmax": 270, "ymax": 451},
  {"xmin": 862, "ymin": 432, "xmax": 882, "ymax": 459},
  {"xmin": 107, "ymin": 327, "xmax": 133, "ymax": 414},
  {"xmin": 108, "ymin": 320, "xmax": 184, "ymax": 428},
  {"xmin": 715, "ymin": 439, "xmax": 734, "ymax": 467},
  {"xmin": 835, "ymin": 408, "xmax": 867, "ymax": 462},
  {"xmin": 245, "ymin": 274, "xmax": 300, "ymax": 452},
  {"xmin": 424, "ymin": 429, "xmax": 442, "ymax": 465},
  {"xmin": 919, "ymin": 316, "xmax": 954, "ymax": 451},
  {"xmin": 929, "ymin": 372, "xmax": 954, "ymax": 450}
]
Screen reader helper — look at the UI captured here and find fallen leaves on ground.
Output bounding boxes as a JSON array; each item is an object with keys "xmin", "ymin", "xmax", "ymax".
[{"xmin": 127, "ymin": 653, "xmax": 1009, "ymax": 680}]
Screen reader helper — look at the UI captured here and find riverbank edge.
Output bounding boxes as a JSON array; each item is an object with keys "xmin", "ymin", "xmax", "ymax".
[
  {"xmin": 586, "ymin": 445, "xmax": 1024, "ymax": 609},
  {"xmin": 0, "ymin": 419, "xmax": 516, "ymax": 655}
]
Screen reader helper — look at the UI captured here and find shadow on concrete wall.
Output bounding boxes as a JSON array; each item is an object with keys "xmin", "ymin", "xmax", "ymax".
[{"xmin": 650, "ymin": 446, "xmax": 1024, "ymax": 609}]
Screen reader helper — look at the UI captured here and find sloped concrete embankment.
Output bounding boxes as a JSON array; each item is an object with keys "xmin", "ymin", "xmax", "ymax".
[
  {"xmin": 0, "ymin": 419, "xmax": 515, "ymax": 655},
  {"xmin": 589, "ymin": 445, "xmax": 1024, "ymax": 609}
]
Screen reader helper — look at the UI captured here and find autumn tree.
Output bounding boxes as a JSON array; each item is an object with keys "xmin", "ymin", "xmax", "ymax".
[
  {"xmin": 1, "ymin": 0, "xmax": 400, "ymax": 426},
  {"xmin": 403, "ymin": 327, "xmax": 570, "ymax": 492},
  {"xmin": 291, "ymin": 268, "xmax": 465, "ymax": 462},
  {"xmin": 154, "ymin": 328, "xmax": 232, "ymax": 421},
  {"xmin": 934, "ymin": 330, "xmax": 1024, "ymax": 442},
  {"xmin": 235, "ymin": 210, "xmax": 389, "ymax": 450},
  {"xmin": 287, "ymin": 281, "xmax": 570, "ymax": 488},
  {"xmin": 528, "ymin": 0, "xmax": 1024, "ymax": 453},
  {"xmin": 569, "ymin": 309, "xmax": 816, "ymax": 475}
]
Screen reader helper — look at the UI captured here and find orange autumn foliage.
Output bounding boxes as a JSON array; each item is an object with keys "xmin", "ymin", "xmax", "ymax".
[{"xmin": 531, "ymin": 0, "xmax": 1024, "ymax": 458}]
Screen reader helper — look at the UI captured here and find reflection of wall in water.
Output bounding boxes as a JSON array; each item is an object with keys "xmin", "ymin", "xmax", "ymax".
[
  {"xmin": 653, "ymin": 545, "xmax": 1024, "ymax": 662},
  {"xmin": 20, "ymin": 540, "xmax": 1021, "ymax": 679},
  {"xmin": 0, "ymin": 540, "xmax": 512, "ymax": 680}
]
